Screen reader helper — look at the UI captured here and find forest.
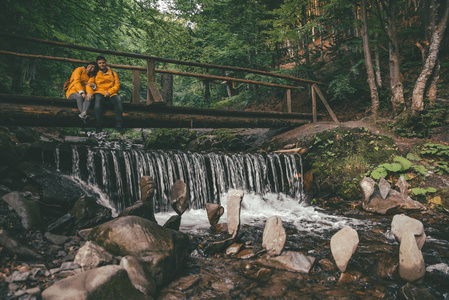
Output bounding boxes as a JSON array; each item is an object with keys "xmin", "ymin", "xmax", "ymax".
[{"xmin": 0, "ymin": 0, "xmax": 448, "ymax": 124}]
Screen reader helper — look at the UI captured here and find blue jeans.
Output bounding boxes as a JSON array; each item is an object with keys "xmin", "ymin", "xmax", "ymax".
[
  {"xmin": 68, "ymin": 93, "xmax": 91, "ymax": 114},
  {"xmin": 94, "ymin": 94, "xmax": 123, "ymax": 132}
]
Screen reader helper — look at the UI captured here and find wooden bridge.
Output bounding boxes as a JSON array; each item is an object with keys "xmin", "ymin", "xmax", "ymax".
[{"xmin": 0, "ymin": 35, "xmax": 339, "ymax": 129}]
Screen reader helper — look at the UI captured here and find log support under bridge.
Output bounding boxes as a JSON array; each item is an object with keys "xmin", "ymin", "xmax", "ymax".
[{"xmin": 0, "ymin": 94, "xmax": 316, "ymax": 129}]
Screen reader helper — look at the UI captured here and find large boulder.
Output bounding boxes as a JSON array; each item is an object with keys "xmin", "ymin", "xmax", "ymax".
[
  {"xmin": 399, "ymin": 232, "xmax": 426, "ymax": 282},
  {"xmin": 391, "ymin": 214, "xmax": 426, "ymax": 250},
  {"xmin": 120, "ymin": 256, "xmax": 157, "ymax": 297},
  {"xmin": 206, "ymin": 203, "xmax": 224, "ymax": 226},
  {"xmin": 362, "ymin": 190, "xmax": 426, "ymax": 215},
  {"xmin": 170, "ymin": 180, "xmax": 189, "ymax": 215},
  {"xmin": 2, "ymin": 191, "xmax": 43, "ymax": 230},
  {"xmin": 227, "ymin": 190, "xmax": 244, "ymax": 236},
  {"xmin": 330, "ymin": 226, "xmax": 359, "ymax": 273},
  {"xmin": 87, "ymin": 216, "xmax": 189, "ymax": 286},
  {"xmin": 0, "ymin": 229, "xmax": 43, "ymax": 260},
  {"xmin": 41, "ymin": 265, "xmax": 149, "ymax": 300},
  {"xmin": 262, "ymin": 216, "xmax": 286, "ymax": 256}
]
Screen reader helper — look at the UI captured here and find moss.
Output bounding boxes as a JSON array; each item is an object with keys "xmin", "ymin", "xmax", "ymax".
[{"xmin": 145, "ymin": 128, "xmax": 197, "ymax": 150}]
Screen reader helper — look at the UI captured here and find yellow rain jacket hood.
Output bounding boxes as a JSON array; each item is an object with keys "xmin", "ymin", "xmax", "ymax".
[{"xmin": 65, "ymin": 67, "xmax": 89, "ymax": 98}]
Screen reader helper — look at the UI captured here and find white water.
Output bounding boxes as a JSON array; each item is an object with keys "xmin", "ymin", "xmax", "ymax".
[{"xmin": 155, "ymin": 191, "xmax": 372, "ymax": 235}]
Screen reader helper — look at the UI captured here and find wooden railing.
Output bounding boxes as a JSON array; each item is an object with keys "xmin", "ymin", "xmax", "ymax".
[{"xmin": 0, "ymin": 34, "xmax": 339, "ymax": 123}]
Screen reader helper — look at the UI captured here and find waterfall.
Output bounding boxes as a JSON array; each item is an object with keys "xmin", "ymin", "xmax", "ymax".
[{"xmin": 55, "ymin": 146, "xmax": 304, "ymax": 214}]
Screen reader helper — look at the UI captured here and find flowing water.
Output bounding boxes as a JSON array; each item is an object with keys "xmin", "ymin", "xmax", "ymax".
[{"xmin": 38, "ymin": 141, "xmax": 449, "ymax": 298}]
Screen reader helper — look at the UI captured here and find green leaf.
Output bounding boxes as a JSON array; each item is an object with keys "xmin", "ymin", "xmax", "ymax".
[
  {"xmin": 371, "ymin": 167, "xmax": 387, "ymax": 180},
  {"xmin": 393, "ymin": 156, "xmax": 412, "ymax": 171},
  {"xmin": 406, "ymin": 153, "xmax": 421, "ymax": 161},
  {"xmin": 384, "ymin": 163, "xmax": 402, "ymax": 172},
  {"xmin": 412, "ymin": 187, "xmax": 427, "ymax": 195},
  {"xmin": 413, "ymin": 165, "xmax": 428, "ymax": 175}
]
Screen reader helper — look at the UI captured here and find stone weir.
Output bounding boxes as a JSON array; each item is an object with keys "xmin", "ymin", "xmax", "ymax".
[{"xmin": 36, "ymin": 143, "xmax": 304, "ymax": 214}]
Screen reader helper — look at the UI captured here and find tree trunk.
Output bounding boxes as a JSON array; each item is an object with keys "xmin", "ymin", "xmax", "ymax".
[
  {"xmin": 160, "ymin": 73, "xmax": 173, "ymax": 106},
  {"xmin": 361, "ymin": 0, "xmax": 380, "ymax": 116},
  {"xmin": 374, "ymin": 33, "xmax": 382, "ymax": 88},
  {"xmin": 386, "ymin": 0, "xmax": 406, "ymax": 114},
  {"xmin": 411, "ymin": 0, "xmax": 449, "ymax": 116}
]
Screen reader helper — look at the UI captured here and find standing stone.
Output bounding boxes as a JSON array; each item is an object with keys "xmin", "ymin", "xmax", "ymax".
[
  {"xmin": 391, "ymin": 214, "xmax": 426, "ymax": 250},
  {"xmin": 163, "ymin": 215, "xmax": 181, "ymax": 231},
  {"xmin": 206, "ymin": 203, "xmax": 224, "ymax": 226},
  {"xmin": 399, "ymin": 232, "xmax": 426, "ymax": 282},
  {"xmin": 140, "ymin": 176, "xmax": 156, "ymax": 204},
  {"xmin": 397, "ymin": 176, "xmax": 410, "ymax": 200},
  {"xmin": 74, "ymin": 241, "xmax": 114, "ymax": 270},
  {"xmin": 227, "ymin": 190, "xmax": 244, "ymax": 236},
  {"xmin": 170, "ymin": 180, "xmax": 189, "ymax": 215},
  {"xmin": 2, "ymin": 191, "xmax": 43, "ymax": 230},
  {"xmin": 330, "ymin": 226, "xmax": 359, "ymax": 273},
  {"xmin": 378, "ymin": 177, "xmax": 391, "ymax": 200},
  {"xmin": 360, "ymin": 176, "xmax": 375, "ymax": 203},
  {"xmin": 262, "ymin": 216, "xmax": 286, "ymax": 256},
  {"xmin": 120, "ymin": 177, "xmax": 156, "ymax": 222}
]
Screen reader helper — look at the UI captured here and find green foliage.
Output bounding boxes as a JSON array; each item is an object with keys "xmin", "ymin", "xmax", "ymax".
[
  {"xmin": 412, "ymin": 187, "xmax": 437, "ymax": 196},
  {"xmin": 144, "ymin": 129, "xmax": 197, "ymax": 150},
  {"xmin": 369, "ymin": 155, "xmax": 427, "ymax": 180}
]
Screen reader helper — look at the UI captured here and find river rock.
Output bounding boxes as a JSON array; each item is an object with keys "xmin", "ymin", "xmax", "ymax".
[
  {"xmin": 225, "ymin": 243, "xmax": 244, "ymax": 256},
  {"xmin": 330, "ymin": 226, "xmax": 359, "ymax": 273},
  {"xmin": 41, "ymin": 265, "xmax": 149, "ymax": 300},
  {"xmin": 70, "ymin": 195, "xmax": 113, "ymax": 232},
  {"xmin": 399, "ymin": 283, "xmax": 437, "ymax": 300},
  {"xmin": 170, "ymin": 180, "xmax": 189, "ymax": 215},
  {"xmin": 140, "ymin": 176, "xmax": 156, "ymax": 204},
  {"xmin": 262, "ymin": 216, "xmax": 286, "ymax": 256},
  {"xmin": 74, "ymin": 241, "xmax": 114, "ymax": 270},
  {"xmin": 2, "ymin": 191, "xmax": 43, "ymax": 230},
  {"xmin": 120, "ymin": 255, "xmax": 157, "ymax": 297},
  {"xmin": 87, "ymin": 215, "xmax": 189, "ymax": 286},
  {"xmin": 206, "ymin": 203, "xmax": 224, "ymax": 226},
  {"xmin": 397, "ymin": 176, "xmax": 409, "ymax": 200},
  {"xmin": 360, "ymin": 176, "xmax": 375, "ymax": 203},
  {"xmin": 391, "ymin": 214, "xmax": 426, "ymax": 250},
  {"xmin": 378, "ymin": 177, "xmax": 391, "ymax": 199},
  {"xmin": 255, "ymin": 251, "xmax": 315, "ymax": 273},
  {"xmin": 234, "ymin": 249, "xmax": 256, "ymax": 259},
  {"xmin": 362, "ymin": 190, "xmax": 426, "ymax": 215},
  {"xmin": 0, "ymin": 229, "xmax": 43, "ymax": 260},
  {"xmin": 399, "ymin": 232, "xmax": 426, "ymax": 282},
  {"xmin": 163, "ymin": 215, "xmax": 181, "ymax": 231},
  {"xmin": 44, "ymin": 232, "xmax": 70, "ymax": 246},
  {"xmin": 227, "ymin": 190, "xmax": 244, "ymax": 236}
]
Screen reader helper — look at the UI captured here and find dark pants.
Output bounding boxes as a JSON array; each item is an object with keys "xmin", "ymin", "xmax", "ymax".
[
  {"xmin": 94, "ymin": 94, "xmax": 123, "ymax": 132},
  {"xmin": 68, "ymin": 93, "xmax": 91, "ymax": 114}
]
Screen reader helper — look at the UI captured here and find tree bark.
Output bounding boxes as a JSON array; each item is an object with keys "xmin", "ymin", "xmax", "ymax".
[
  {"xmin": 411, "ymin": 0, "xmax": 449, "ymax": 116},
  {"xmin": 386, "ymin": 0, "xmax": 406, "ymax": 115},
  {"xmin": 361, "ymin": 0, "xmax": 380, "ymax": 116},
  {"xmin": 160, "ymin": 73, "xmax": 173, "ymax": 106},
  {"xmin": 374, "ymin": 33, "xmax": 382, "ymax": 88}
]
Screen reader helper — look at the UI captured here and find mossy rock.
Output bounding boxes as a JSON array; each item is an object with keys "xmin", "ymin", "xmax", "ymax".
[{"xmin": 145, "ymin": 128, "xmax": 197, "ymax": 150}]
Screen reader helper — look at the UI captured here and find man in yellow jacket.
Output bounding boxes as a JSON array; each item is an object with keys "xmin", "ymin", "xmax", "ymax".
[
  {"xmin": 66, "ymin": 62, "xmax": 97, "ymax": 121},
  {"xmin": 86, "ymin": 56, "xmax": 124, "ymax": 134}
]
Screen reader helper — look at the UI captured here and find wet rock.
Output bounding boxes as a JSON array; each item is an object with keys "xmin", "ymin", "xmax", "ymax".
[
  {"xmin": 206, "ymin": 203, "xmax": 224, "ymax": 226},
  {"xmin": 44, "ymin": 232, "xmax": 69, "ymax": 246},
  {"xmin": 330, "ymin": 226, "xmax": 359, "ymax": 273},
  {"xmin": 120, "ymin": 176, "xmax": 157, "ymax": 222},
  {"xmin": 399, "ymin": 283, "xmax": 437, "ymax": 300},
  {"xmin": 397, "ymin": 176, "xmax": 409, "ymax": 200},
  {"xmin": 157, "ymin": 290, "xmax": 186, "ymax": 300},
  {"xmin": 168, "ymin": 274, "xmax": 200, "ymax": 291},
  {"xmin": 227, "ymin": 190, "xmax": 244, "ymax": 236},
  {"xmin": 378, "ymin": 177, "xmax": 391, "ymax": 199},
  {"xmin": 87, "ymin": 216, "xmax": 189, "ymax": 286},
  {"xmin": 163, "ymin": 215, "xmax": 181, "ymax": 231},
  {"xmin": 249, "ymin": 268, "xmax": 272, "ymax": 282},
  {"xmin": 41, "ymin": 265, "xmax": 149, "ymax": 300},
  {"xmin": 262, "ymin": 216, "xmax": 286, "ymax": 256},
  {"xmin": 60, "ymin": 262, "xmax": 81, "ymax": 271},
  {"xmin": 140, "ymin": 176, "xmax": 156, "ymax": 204},
  {"xmin": 318, "ymin": 258, "xmax": 336, "ymax": 272},
  {"xmin": 0, "ymin": 229, "xmax": 43, "ymax": 260},
  {"xmin": 203, "ymin": 237, "xmax": 235, "ymax": 255},
  {"xmin": 338, "ymin": 271, "xmax": 361, "ymax": 284},
  {"xmin": 362, "ymin": 190, "xmax": 426, "ymax": 215},
  {"xmin": 120, "ymin": 255, "xmax": 157, "ymax": 297},
  {"xmin": 74, "ymin": 241, "xmax": 114, "ymax": 270},
  {"xmin": 47, "ymin": 213, "xmax": 74, "ymax": 234},
  {"xmin": 210, "ymin": 223, "xmax": 228, "ymax": 234},
  {"xmin": 255, "ymin": 251, "xmax": 315, "ymax": 273},
  {"xmin": 170, "ymin": 180, "xmax": 189, "ymax": 216},
  {"xmin": 77, "ymin": 228, "xmax": 92, "ymax": 240},
  {"xmin": 225, "ymin": 243, "xmax": 243, "ymax": 256},
  {"xmin": 360, "ymin": 176, "xmax": 375, "ymax": 203},
  {"xmin": 234, "ymin": 249, "xmax": 256, "ymax": 259},
  {"xmin": 399, "ymin": 232, "xmax": 425, "ymax": 282},
  {"xmin": 373, "ymin": 253, "xmax": 399, "ymax": 279},
  {"xmin": 391, "ymin": 214, "xmax": 426, "ymax": 250},
  {"xmin": 2, "ymin": 191, "xmax": 43, "ymax": 230},
  {"xmin": 70, "ymin": 195, "xmax": 113, "ymax": 232},
  {"xmin": 9, "ymin": 271, "xmax": 31, "ymax": 282}
]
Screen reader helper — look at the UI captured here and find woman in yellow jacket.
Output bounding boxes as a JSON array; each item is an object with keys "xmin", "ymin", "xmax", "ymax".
[
  {"xmin": 66, "ymin": 62, "xmax": 98, "ymax": 120},
  {"xmin": 86, "ymin": 56, "xmax": 123, "ymax": 134}
]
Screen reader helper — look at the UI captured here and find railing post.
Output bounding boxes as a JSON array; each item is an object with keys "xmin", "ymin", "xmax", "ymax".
[
  {"xmin": 286, "ymin": 89, "xmax": 292, "ymax": 113},
  {"xmin": 146, "ymin": 59, "xmax": 164, "ymax": 104},
  {"xmin": 132, "ymin": 69, "xmax": 140, "ymax": 104},
  {"xmin": 312, "ymin": 84, "xmax": 317, "ymax": 123}
]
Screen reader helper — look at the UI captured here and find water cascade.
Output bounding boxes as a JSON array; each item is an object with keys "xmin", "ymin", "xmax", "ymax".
[{"xmin": 50, "ymin": 145, "xmax": 304, "ymax": 214}]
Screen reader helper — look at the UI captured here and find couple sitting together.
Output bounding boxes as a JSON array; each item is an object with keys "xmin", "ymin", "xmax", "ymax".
[{"xmin": 65, "ymin": 56, "xmax": 124, "ymax": 134}]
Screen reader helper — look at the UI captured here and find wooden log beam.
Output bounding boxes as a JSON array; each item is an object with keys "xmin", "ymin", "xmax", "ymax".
[{"xmin": 0, "ymin": 94, "xmax": 316, "ymax": 129}]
